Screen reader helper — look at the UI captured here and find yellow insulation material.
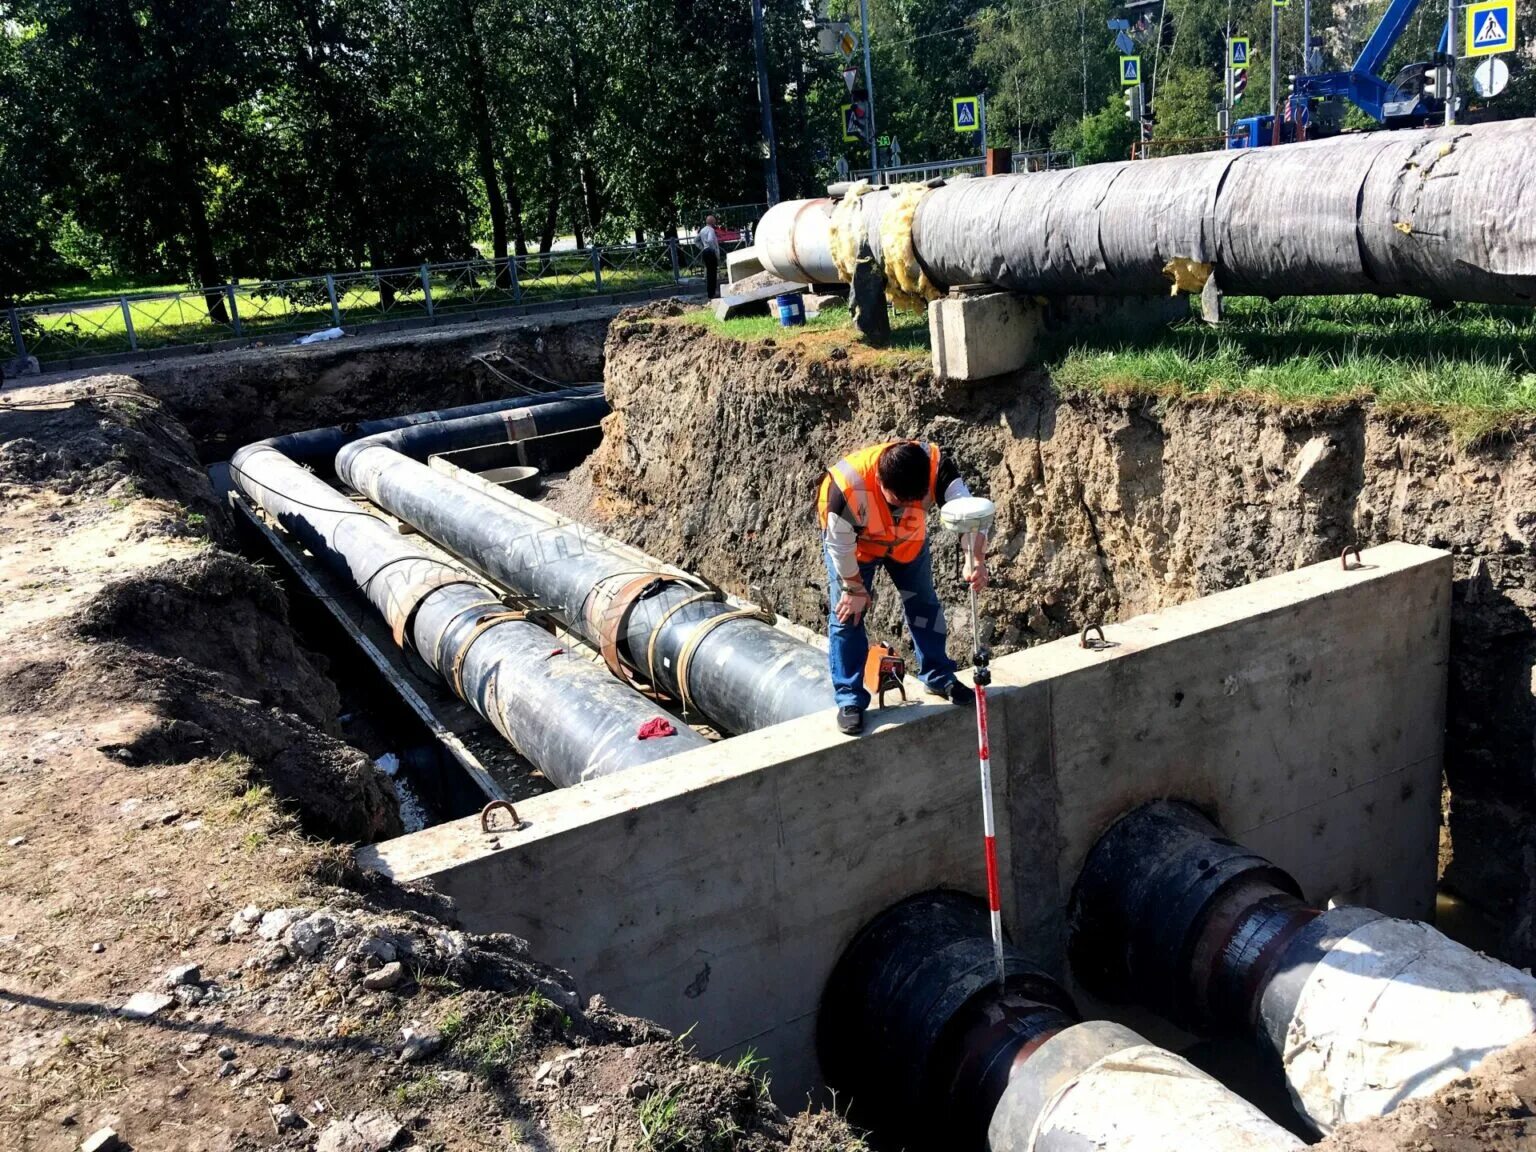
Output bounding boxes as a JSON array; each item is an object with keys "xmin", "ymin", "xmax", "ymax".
[
  {"xmin": 1162, "ymin": 258, "xmax": 1213, "ymax": 295},
  {"xmin": 828, "ymin": 180, "xmax": 871, "ymax": 283},
  {"xmin": 880, "ymin": 183, "xmax": 943, "ymax": 315}
]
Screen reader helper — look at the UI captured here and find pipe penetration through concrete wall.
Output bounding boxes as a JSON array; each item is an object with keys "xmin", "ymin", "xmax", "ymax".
[
  {"xmin": 229, "ymin": 387, "xmax": 834, "ymax": 791},
  {"xmin": 757, "ymin": 118, "xmax": 1536, "ymax": 307},
  {"xmin": 824, "ymin": 802, "xmax": 1536, "ymax": 1151}
]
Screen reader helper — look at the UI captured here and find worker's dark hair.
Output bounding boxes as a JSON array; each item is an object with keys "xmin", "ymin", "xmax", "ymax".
[{"xmin": 877, "ymin": 441, "xmax": 932, "ymax": 502}]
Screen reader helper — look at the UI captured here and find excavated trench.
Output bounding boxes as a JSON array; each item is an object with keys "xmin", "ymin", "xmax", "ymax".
[{"xmin": 42, "ymin": 302, "xmax": 1536, "ymax": 1150}]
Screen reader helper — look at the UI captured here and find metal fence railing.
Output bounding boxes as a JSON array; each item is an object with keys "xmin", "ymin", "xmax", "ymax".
[
  {"xmin": 5, "ymin": 234, "xmax": 755, "ymax": 365},
  {"xmin": 1012, "ymin": 149, "xmax": 1078, "ymax": 173},
  {"xmin": 1130, "ymin": 135, "xmax": 1241, "ymax": 160},
  {"xmin": 851, "ymin": 157, "xmax": 986, "ymax": 185}
]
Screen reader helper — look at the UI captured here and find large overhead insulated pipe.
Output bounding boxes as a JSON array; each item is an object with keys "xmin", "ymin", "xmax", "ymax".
[
  {"xmin": 820, "ymin": 891, "xmax": 1303, "ymax": 1152},
  {"xmin": 336, "ymin": 440, "xmax": 833, "ymax": 735},
  {"xmin": 1070, "ymin": 800, "xmax": 1536, "ymax": 1134},
  {"xmin": 229, "ymin": 434, "xmax": 707, "ymax": 787},
  {"xmin": 758, "ymin": 118, "xmax": 1536, "ymax": 306}
]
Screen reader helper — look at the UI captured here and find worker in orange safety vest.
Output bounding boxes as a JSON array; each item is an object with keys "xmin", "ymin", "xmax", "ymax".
[{"xmin": 816, "ymin": 439, "xmax": 988, "ymax": 735}]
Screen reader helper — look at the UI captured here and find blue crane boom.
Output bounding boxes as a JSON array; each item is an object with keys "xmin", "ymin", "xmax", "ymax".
[{"xmin": 1230, "ymin": 0, "xmax": 1454, "ymax": 147}]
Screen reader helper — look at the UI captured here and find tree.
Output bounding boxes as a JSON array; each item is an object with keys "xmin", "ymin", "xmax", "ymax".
[
  {"xmin": 20, "ymin": 0, "xmax": 251, "ymax": 316},
  {"xmin": 1051, "ymin": 93, "xmax": 1135, "ymax": 164}
]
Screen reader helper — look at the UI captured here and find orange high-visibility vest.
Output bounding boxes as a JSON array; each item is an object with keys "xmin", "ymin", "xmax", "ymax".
[{"xmin": 817, "ymin": 440, "xmax": 941, "ymax": 565}]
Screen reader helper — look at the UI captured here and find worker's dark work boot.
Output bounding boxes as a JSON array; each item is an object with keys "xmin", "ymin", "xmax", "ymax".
[
  {"xmin": 930, "ymin": 680, "xmax": 975, "ymax": 706},
  {"xmin": 837, "ymin": 706, "xmax": 865, "ymax": 735}
]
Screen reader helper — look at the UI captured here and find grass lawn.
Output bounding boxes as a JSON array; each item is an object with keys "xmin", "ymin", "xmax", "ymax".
[
  {"xmin": 689, "ymin": 293, "xmax": 1536, "ymax": 441},
  {"xmin": 10, "ymin": 253, "xmax": 688, "ymax": 362}
]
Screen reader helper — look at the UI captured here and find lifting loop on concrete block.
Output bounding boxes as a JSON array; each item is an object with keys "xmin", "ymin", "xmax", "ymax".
[
  {"xmin": 1341, "ymin": 544, "xmax": 1363, "ymax": 571},
  {"xmin": 674, "ymin": 606, "xmax": 777, "ymax": 717},
  {"xmin": 1080, "ymin": 622, "xmax": 1110, "ymax": 650},
  {"xmin": 479, "ymin": 799, "xmax": 523, "ymax": 834}
]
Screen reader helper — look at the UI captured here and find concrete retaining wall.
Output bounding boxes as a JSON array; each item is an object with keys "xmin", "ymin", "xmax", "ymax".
[{"xmin": 359, "ymin": 541, "xmax": 1450, "ymax": 1103}]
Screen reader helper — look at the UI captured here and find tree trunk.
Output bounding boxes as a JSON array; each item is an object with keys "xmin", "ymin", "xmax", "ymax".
[
  {"xmin": 458, "ymin": 0, "xmax": 507, "ymax": 261},
  {"xmin": 501, "ymin": 155, "xmax": 528, "ymax": 257}
]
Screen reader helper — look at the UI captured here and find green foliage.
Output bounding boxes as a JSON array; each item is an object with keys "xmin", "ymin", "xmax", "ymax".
[
  {"xmin": 3, "ymin": 0, "xmax": 831, "ymax": 297},
  {"xmin": 1152, "ymin": 64, "xmax": 1221, "ymax": 141},
  {"xmin": 1050, "ymin": 94, "xmax": 1135, "ymax": 165}
]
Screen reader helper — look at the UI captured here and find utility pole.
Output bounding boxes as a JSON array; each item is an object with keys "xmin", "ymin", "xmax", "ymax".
[
  {"xmin": 1269, "ymin": 0, "xmax": 1279, "ymax": 117},
  {"xmin": 750, "ymin": 0, "xmax": 781, "ymax": 205},
  {"xmin": 978, "ymin": 91, "xmax": 988, "ymax": 152},
  {"xmin": 1222, "ymin": 20, "xmax": 1232, "ymax": 136},
  {"xmin": 1444, "ymin": 0, "xmax": 1456, "ymax": 125},
  {"xmin": 1302, "ymin": 0, "xmax": 1311, "ymax": 73},
  {"xmin": 859, "ymin": 0, "xmax": 878, "ymax": 173},
  {"xmin": 1080, "ymin": 0, "xmax": 1088, "ymax": 118}
]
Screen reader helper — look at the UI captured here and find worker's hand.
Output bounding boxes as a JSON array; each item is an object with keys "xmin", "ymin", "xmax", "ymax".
[
  {"xmin": 835, "ymin": 586, "xmax": 870, "ymax": 625},
  {"xmin": 964, "ymin": 532, "xmax": 990, "ymax": 590}
]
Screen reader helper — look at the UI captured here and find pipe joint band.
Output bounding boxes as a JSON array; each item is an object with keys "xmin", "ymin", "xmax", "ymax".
[
  {"xmin": 645, "ymin": 590, "xmax": 723, "ymax": 696},
  {"xmin": 449, "ymin": 609, "xmax": 538, "ymax": 700},
  {"xmin": 586, "ymin": 573, "xmax": 671, "ymax": 688},
  {"xmin": 674, "ymin": 607, "xmax": 775, "ymax": 718}
]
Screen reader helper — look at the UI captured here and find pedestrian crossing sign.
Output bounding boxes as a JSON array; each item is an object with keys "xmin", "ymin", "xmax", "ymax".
[
  {"xmin": 1120, "ymin": 55, "xmax": 1141, "ymax": 86},
  {"xmin": 953, "ymin": 96, "xmax": 980, "ymax": 132},
  {"xmin": 1466, "ymin": 0, "xmax": 1515, "ymax": 56},
  {"xmin": 1229, "ymin": 37, "xmax": 1250, "ymax": 68}
]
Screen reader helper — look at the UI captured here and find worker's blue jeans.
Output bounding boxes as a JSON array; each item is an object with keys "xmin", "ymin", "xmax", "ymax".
[{"xmin": 825, "ymin": 542, "xmax": 958, "ymax": 711}]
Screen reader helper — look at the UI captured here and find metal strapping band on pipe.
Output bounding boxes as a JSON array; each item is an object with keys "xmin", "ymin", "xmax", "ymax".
[
  {"xmin": 674, "ymin": 607, "xmax": 776, "ymax": 717},
  {"xmin": 449, "ymin": 609, "xmax": 533, "ymax": 700},
  {"xmin": 645, "ymin": 590, "xmax": 723, "ymax": 691},
  {"xmin": 588, "ymin": 574, "xmax": 668, "ymax": 684}
]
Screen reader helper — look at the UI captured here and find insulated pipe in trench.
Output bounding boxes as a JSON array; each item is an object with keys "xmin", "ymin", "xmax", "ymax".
[
  {"xmin": 228, "ymin": 435, "xmax": 707, "ymax": 787},
  {"xmin": 339, "ymin": 395, "xmax": 609, "ymax": 462},
  {"xmin": 1069, "ymin": 800, "xmax": 1536, "ymax": 1133},
  {"xmin": 336, "ymin": 437, "xmax": 834, "ymax": 735},
  {"xmin": 242, "ymin": 385, "xmax": 602, "ymax": 469},
  {"xmin": 758, "ymin": 118, "xmax": 1536, "ymax": 306},
  {"xmin": 820, "ymin": 891, "xmax": 1303, "ymax": 1151}
]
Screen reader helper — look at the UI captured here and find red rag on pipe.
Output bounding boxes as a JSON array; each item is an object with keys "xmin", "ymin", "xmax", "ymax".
[{"xmin": 637, "ymin": 717, "xmax": 677, "ymax": 740}]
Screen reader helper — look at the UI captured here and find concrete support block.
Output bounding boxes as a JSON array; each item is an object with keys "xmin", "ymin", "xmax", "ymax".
[
  {"xmin": 726, "ymin": 247, "xmax": 765, "ymax": 285},
  {"xmin": 359, "ymin": 542, "xmax": 1449, "ymax": 1107},
  {"xmin": 928, "ymin": 290, "xmax": 1042, "ymax": 382}
]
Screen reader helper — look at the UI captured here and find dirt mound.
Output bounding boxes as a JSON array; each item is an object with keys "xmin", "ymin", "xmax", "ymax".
[
  {"xmin": 0, "ymin": 376, "xmax": 222, "ymax": 522},
  {"xmin": 147, "ymin": 900, "xmax": 860, "ymax": 1151},
  {"xmin": 76, "ymin": 550, "xmax": 341, "ymax": 730},
  {"xmin": 1315, "ymin": 1034, "xmax": 1536, "ymax": 1151}
]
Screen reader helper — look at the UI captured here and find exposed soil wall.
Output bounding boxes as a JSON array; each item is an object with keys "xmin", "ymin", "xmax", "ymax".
[
  {"xmin": 582, "ymin": 310, "xmax": 1536, "ymax": 966},
  {"xmin": 33, "ymin": 307, "xmax": 616, "ymax": 459}
]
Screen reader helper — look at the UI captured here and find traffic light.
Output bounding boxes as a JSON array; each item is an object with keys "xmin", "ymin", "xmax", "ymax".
[
  {"xmin": 1123, "ymin": 83, "xmax": 1142, "ymax": 122},
  {"xmin": 1233, "ymin": 67, "xmax": 1248, "ymax": 102},
  {"xmin": 1141, "ymin": 104, "xmax": 1156, "ymax": 135}
]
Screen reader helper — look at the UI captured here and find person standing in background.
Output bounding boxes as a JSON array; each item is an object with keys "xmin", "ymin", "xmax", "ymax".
[{"xmin": 698, "ymin": 214, "xmax": 723, "ymax": 299}]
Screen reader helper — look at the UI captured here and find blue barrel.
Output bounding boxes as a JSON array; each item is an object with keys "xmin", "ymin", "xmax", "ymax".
[{"xmin": 775, "ymin": 293, "xmax": 806, "ymax": 327}]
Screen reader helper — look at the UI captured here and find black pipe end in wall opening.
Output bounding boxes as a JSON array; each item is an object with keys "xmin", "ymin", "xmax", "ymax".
[
  {"xmin": 818, "ymin": 890, "xmax": 1076, "ymax": 1150},
  {"xmin": 1067, "ymin": 800, "xmax": 1304, "ymax": 1032}
]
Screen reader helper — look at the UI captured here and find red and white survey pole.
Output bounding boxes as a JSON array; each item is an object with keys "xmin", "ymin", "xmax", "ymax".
[{"xmin": 941, "ymin": 496, "xmax": 1006, "ymax": 989}]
